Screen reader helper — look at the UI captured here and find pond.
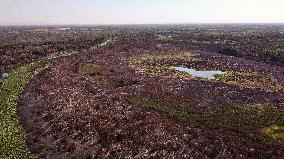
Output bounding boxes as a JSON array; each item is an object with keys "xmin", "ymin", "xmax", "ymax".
[
  {"xmin": 99, "ymin": 39, "xmax": 111, "ymax": 47},
  {"xmin": 0, "ymin": 71, "xmax": 11, "ymax": 83},
  {"xmin": 171, "ymin": 66, "xmax": 226, "ymax": 79}
]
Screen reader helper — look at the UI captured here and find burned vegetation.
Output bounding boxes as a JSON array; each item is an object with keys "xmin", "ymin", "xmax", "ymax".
[{"xmin": 0, "ymin": 24, "xmax": 284, "ymax": 158}]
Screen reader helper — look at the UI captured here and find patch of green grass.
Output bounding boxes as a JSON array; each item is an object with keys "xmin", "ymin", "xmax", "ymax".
[
  {"xmin": 141, "ymin": 66, "xmax": 163, "ymax": 75},
  {"xmin": 143, "ymin": 66, "xmax": 160, "ymax": 75},
  {"xmin": 203, "ymin": 104, "xmax": 284, "ymax": 134},
  {"xmin": 0, "ymin": 62, "xmax": 50, "ymax": 159},
  {"xmin": 130, "ymin": 53, "xmax": 196, "ymax": 63},
  {"xmin": 45, "ymin": 51, "xmax": 78, "ymax": 60},
  {"xmin": 78, "ymin": 64, "xmax": 107, "ymax": 86},
  {"xmin": 214, "ymin": 71, "xmax": 234, "ymax": 80},
  {"xmin": 129, "ymin": 53, "xmax": 196, "ymax": 77},
  {"xmin": 147, "ymin": 66, "xmax": 193, "ymax": 78},
  {"xmin": 87, "ymin": 76, "xmax": 107, "ymax": 86},
  {"xmin": 217, "ymin": 71, "xmax": 284, "ymax": 92},
  {"xmin": 166, "ymin": 66, "xmax": 194, "ymax": 78},
  {"xmin": 131, "ymin": 53, "xmax": 284, "ymax": 92},
  {"xmin": 98, "ymin": 36, "xmax": 118, "ymax": 47},
  {"xmin": 262, "ymin": 126, "xmax": 284, "ymax": 140},
  {"xmin": 78, "ymin": 64, "xmax": 100, "ymax": 75},
  {"xmin": 163, "ymin": 67, "xmax": 177, "ymax": 73},
  {"xmin": 139, "ymin": 66, "xmax": 192, "ymax": 78},
  {"xmin": 133, "ymin": 97, "xmax": 201, "ymax": 120},
  {"xmin": 157, "ymin": 35, "xmax": 174, "ymax": 41},
  {"xmin": 106, "ymin": 36, "xmax": 119, "ymax": 44},
  {"xmin": 133, "ymin": 97, "xmax": 284, "ymax": 146},
  {"xmin": 191, "ymin": 40, "xmax": 212, "ymax": 45}
]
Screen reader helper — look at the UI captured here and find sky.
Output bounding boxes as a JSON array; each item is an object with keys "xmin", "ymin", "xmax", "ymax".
[{"xmin": 0, "ymin": 0, "xmax": 284, "ymax": 25}]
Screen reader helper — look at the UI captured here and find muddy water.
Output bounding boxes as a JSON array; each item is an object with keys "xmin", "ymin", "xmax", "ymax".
[{"xmin": 172, "ymin": 66, "xmax": 225, "ymax": 79}]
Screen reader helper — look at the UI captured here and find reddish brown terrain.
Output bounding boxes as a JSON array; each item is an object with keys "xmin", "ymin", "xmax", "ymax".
[
  {"xmin": 1, "ymin": 25, "xmax": 283, "ymax": 158},
  {"xmin": 19, "ymin": 42, "xmax": 284, "ymax": 158}
]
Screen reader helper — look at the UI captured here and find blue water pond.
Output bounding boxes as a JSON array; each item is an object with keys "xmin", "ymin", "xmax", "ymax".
[
  {"xmin": 172, "ymin": 66, "xmax": 226, "ymax": 79},
  {"xmin": 0, "ymin": 71, "xmax": 10, "ymax": 83}
]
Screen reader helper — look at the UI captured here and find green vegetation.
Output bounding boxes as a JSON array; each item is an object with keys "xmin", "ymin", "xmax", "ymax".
[
  {"xmin": 157, "ymin": 35, "xmax": 174, "ymax": 41},
  {"xmin": 106, "ymin": 36, "xmax": 119, "ymax": 44},
  {"xmin": 133, "ymin": 97, "xmax": 284, "ymax": 146},
  {"xmin": 45, "ymin": 51, "xmax": 78, "ymax": 60},
  {"xmin": 163, "ymin": 67, "xmax": 179, "ymax": 73},
  {"xmin": 218, "ymin": 71, "xmax": 284, "ymax": 92},
  {"xmin": 98, "ymin": 36, "xmax": 118, "ymax": 47},
  {"xmin": 141, "ymin": 65, "xmax": 169, "ymax": 75},
  {"xmin": 0, "ymin": 38, "xmax": 104, "ymax": 157},
  {"xmin": 79, "ymin": 64, "xmax": 106, "ymax": 86},
  {"xmin": 129, "ymin": 53, "xmax": 197, "ymax": 77},
  {"xmin": 137, "ymin": 65, "xmax": 192, "ymax": 78},
  {"xmin": 260, "ymin": 48, "xmax": 284, "ymax": 62},
  {"xmin": 173, "ymin": 29, "xmax": 284, "ymax": 64},
  {"xmin": 192, "ymin": 40, "xmax": 212, "ymax": 45},
  {"xmin": 262, "ymin": 125, "xmax": 284, "ymax": 140},
  {"xmin": 87, "ymin": 76, "xmax": 107, "ymax": 86},
  {"xmin": 142, "ymin": 65, "xmax": 162, "ymax": 75},
  {"xmin": 0, "ymin": 62, "xmax": 51, "ymax": 159},
  {"xmin": 134, "ymin": 97, "xmax": 201, "ymax": 120},
  {"xmin": 214, "ymin": 71, "xmax": 234, "ymax": 80},
  {"xmin": 131, "ymin": 52, "xmax": 196, "ymax": 63},
  {"xmin": 131, "ymin": 53, "xmax": 284, "ymax": 92},
  {"xmin": 79, "ymin": 64, "xmax": 100, "ymax": 75},
  {"xmin": 203, "ymin": 104, "xmax": 284, "ymax": 135}
]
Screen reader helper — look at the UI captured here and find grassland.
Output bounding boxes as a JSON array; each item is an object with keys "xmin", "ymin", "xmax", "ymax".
[
  {"xmin": 0, "ymin": 62, "xmax": 50, "ymax": 158},
  {"xmin": 133, "ymin": 97, "xmax": 284, "ymax": 146}
]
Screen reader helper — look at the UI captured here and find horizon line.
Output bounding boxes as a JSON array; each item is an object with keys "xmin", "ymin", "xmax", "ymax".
[{"xmin": 1, "ymin": 22, "xmax": 284, "ymax": 27}]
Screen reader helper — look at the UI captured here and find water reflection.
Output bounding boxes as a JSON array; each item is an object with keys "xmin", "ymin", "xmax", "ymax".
[
  {"xmin": 0, "ymin": 71, "xmax": 10, "ymax": 83},
  {"xmin": 172, "ymin": 66, "xmax": 225, "ymax": 79}
]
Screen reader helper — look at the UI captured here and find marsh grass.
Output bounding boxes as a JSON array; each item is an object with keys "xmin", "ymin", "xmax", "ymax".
[
  {"xmin": 217, "ymin": 71, "xmax": 284, "ymax": 92},
  {"xmin": 0, "ymin": 39, "xmax": 109, "ymax": 158},
  {"xmin": 262, "ymin": 126, "xmax": 284, "ymax": 140},
  {"xmin": 87, "ymin": 76, "xmax": 107, "ymax": 86},
  {"xmin": 133, "ymin": 97, "xmax": 284, "ymax": 146},
  {"xmin": 157, "ymin": 35, "xmax": 174, "ymax": 41},
  {"xmin": 0, "ymin": 62, "xmax": 50, "ymax": 159},
  {"xmin": 214, "ymin": 71, "xmax": 234, "ymax": 80},
  {"xmin": 130, "ymin": 53, "xmax": 284, "ymax": 94},
  {"xmin": 79, "ymin": 64, "xmax": 100, "ymax": 75},
  {"xmin": 134, "ymin": 97, "xmax": 201, "ymax": 120},
  {"xmin": 79, "ymin": 64, "xmax": 107, "ymax": 86},
  {"xmin": 130, "ymin": 53, "xmax": 196, "ymax": 63}
]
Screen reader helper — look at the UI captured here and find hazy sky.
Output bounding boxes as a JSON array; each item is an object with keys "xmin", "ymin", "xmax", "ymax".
[{"xmin": 0, "ymin": 0, "xmax": 283, "ymax": 25}]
